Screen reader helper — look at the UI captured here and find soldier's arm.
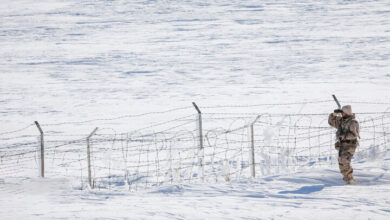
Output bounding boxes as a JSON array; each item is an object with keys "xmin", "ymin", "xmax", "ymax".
[
  {"xmin": 343, "ymin": 120, "xmax": 360, "ymax": 140},
  {"xmin": 356, "ymin": 121, "xmax": 360, "ymax": 138},
  {"xmin": 328, "ymin": 113, "xmax": 341, "ymax": 128},
  {"xmin": 348, "ymin": 120, "xmax": 360, "ymax": 140}
]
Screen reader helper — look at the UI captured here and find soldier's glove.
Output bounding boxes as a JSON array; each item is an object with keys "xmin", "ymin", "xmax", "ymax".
[
  {"xmin": 335, "ymin": 142, "xmax": 340, "ymax": 151},
  {"xmin": 334, "ymin": 109, "xmax": 343, "ymax": 113}
]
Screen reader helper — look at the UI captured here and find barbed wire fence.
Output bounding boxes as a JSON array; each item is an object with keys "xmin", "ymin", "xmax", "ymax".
[{"xmin": 0, "ymin": 99, "xmax": 389, "ymax": 191}]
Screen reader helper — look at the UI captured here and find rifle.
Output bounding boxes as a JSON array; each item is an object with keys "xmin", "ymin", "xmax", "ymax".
[
  {"xmin": 332, "ymin": 95, "xmax": 341, "ymax": 110},
  {"xmin": 332, "ymin": 94, "xmax": 343, "ymax": 156}
]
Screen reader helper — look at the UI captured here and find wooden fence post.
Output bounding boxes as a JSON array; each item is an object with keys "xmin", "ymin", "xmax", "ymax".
[
  {"xmin": 250, "ymin": 115, "xmax": 261, "ymax": 178},
  {"xmin": 192, "ymin": 102, "xmax": 204, "ymax": 181},
  {"xmin": 34, "ymin": 121, "xmax": 44, "ymax": 178},
  {"xmin": 87, "ymin": 127, "xmax": 98, "ymax": 189}
]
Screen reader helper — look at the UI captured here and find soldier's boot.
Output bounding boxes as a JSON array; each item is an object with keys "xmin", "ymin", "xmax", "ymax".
[
  {"xmin": 344, "ymin": 170, "xmax": 356, "ymax": 184},
  {"xmin": 347, "ymin": 178, "xmax": 357, "ymax": 185}
]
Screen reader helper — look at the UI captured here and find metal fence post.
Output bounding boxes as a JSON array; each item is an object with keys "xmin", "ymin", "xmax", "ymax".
[
  {"xmin": 34, "ymin": 121, "xmax": 44, "ymax": 178},
  {"xmin": 192, "ymin": 102, "xmax": 204, "ymax": 181},
  {"xmin": 87, "ymin": 127, "xmax": 98, "ymax": 189},
  {"xmin": 250, "ymin": 115, "xmax": 261, "ymax": 178}
]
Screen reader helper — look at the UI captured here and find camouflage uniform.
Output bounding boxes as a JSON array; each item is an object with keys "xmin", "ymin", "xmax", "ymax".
[{"xmin": 328, "ymin": 106, "xmax": 360, "ymax": 183}]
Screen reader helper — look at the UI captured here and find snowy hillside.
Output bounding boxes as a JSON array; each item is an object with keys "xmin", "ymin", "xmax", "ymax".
[
  {"xmin": 1, "ymin": 155, "xmax": 390, "ymax": 219},
  {"xmin": 1, "ymin": 0, "xmax": 390, "ymax": 131},
  {"xmin": 1, "ymin": 0, "xmax": 390, "ymax": 219}
]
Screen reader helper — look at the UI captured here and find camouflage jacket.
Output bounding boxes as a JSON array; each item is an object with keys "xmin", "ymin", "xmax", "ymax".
[{"xmin": 328, "ymin": 113, "xmax": 360, "ymax": 141}]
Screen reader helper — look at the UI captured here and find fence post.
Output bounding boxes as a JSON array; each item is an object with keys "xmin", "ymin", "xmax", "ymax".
[
  {"xmin": 192, "ymin": 102, "xmax": 204, "ymax": 181},
  {"xmin": 250, "ymin": 115, "xmax": 261, "ymax": 178},
  {"xmin": 87, "ymin": 127, "xmax": 98, "ymax": 189},
  {"xmin": 34, "ymin": 121, "xmax": 44, "ymax": 178}
]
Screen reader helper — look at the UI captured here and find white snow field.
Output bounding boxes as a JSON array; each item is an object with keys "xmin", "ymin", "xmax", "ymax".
[
  {"xmin": 1, "ymin": 0, "xmax": 390, "ymax": 219},
  {"xmin": 1, "ymin": 156, "xmax": 390, "ymax": 219}
]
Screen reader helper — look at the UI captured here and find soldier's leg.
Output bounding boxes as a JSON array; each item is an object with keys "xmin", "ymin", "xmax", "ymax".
[
  {"xmin": 338, "ymin": 150, "xmax": 353, "ymax": 182},
  {"xmin": 346, "ymin": 145, "xmax": 357, "ymax": 181},
  {"xmin": 338, "ymin": 145, "xmax": 357, "ymax": 182}
]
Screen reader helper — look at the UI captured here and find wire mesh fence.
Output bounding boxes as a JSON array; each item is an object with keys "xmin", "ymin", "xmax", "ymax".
[{"xmin": 1, "ymin": 99, "xmax": 389, "ymax": 191}]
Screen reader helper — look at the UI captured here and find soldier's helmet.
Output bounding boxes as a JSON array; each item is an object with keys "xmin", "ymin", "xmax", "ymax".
[{"xmin": 342, "ymin": 105, "xmax": 353, "ymax": 115}]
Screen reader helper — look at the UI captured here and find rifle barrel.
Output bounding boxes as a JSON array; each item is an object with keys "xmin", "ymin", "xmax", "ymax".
[{"xmin": 332, "ymin": 94, "xmax": 341, "ymax": 109}]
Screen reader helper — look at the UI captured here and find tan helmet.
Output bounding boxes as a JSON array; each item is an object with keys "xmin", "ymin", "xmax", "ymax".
[{"xmin": 342, "ymin": 105, "xmax": 353, "ymax": 115}]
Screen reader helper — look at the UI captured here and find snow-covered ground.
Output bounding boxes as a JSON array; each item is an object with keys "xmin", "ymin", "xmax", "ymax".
[
  {"xmin": 1, "ymin": 0, "xmax": 390, "ymax": 219},
  {"xmin": 1, "ymin": 0, "xmax": 390, "ymax": 131},
  {"xmin": 1, "ymin": 154, "xmax": 390, "ymax": 219}
]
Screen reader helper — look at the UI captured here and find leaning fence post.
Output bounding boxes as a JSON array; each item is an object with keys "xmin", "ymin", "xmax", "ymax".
[
  {"xmin": 192, "ymin": 102, "xmax": 204, "ymax": 181},
  {"xmin": 250, "ymin": 115, "xmax": 261, "ymax": 178},
  {"xmin": 87, "ymin": 127, "xmax": 98, "ymax": 189},
  {"xmin": 34, "ymin": 121, "xmax": 44, "ymax": 178}
]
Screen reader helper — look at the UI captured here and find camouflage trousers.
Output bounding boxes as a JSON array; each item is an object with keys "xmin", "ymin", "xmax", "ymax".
[{"xmin": 337, "ymin": 143, "xmax": 357, "ymax": 182}]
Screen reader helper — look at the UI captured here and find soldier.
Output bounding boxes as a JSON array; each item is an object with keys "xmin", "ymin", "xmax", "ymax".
[{"xmin": 328, "ymin": 105, "xmax": 360, "ymax": 184}]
